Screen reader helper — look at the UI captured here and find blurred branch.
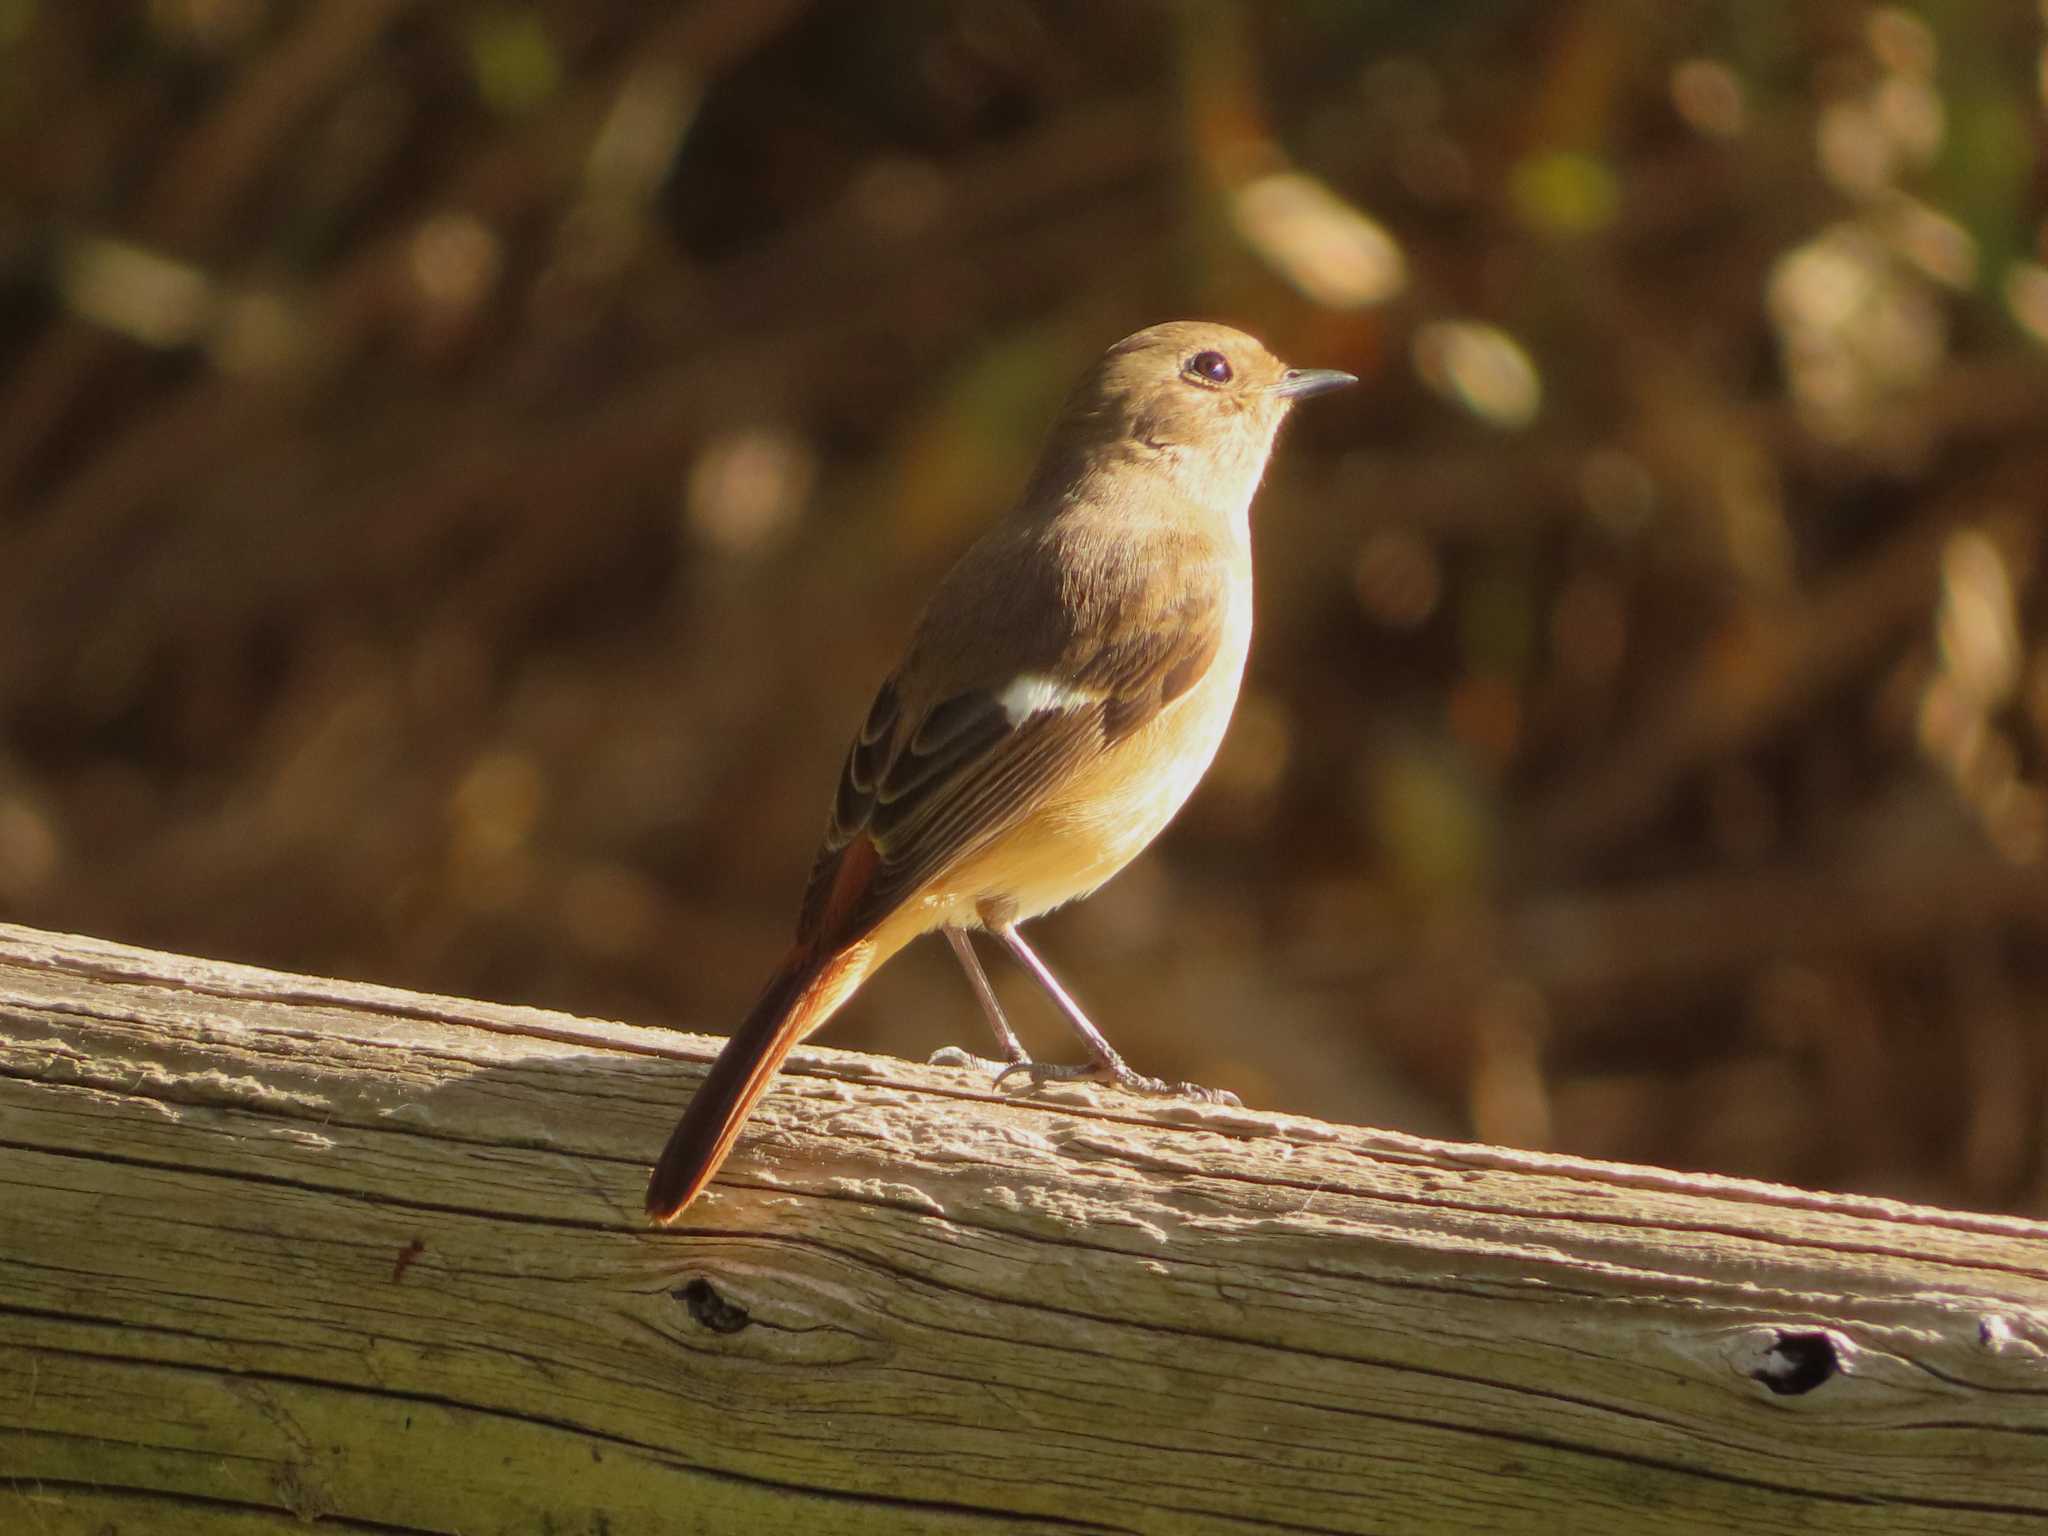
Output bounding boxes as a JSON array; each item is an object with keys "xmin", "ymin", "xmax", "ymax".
[
  {"xmin": 1519, "ymin": 500, "xmax": 2041, "ymax": 879},
  {"xmin": 0, "ymin": 0, "xmax": 820, "ymax": 698},
  {"xmin": 142, "ymin": 0, "xmax": 426, "ymax": 252},
  {"xmin": 1349, "ymin": 842, "xmax": 2048, "ymax": 1050},
  {"xmin": 0, "ymin": 0, "xmax": 423, "ymax": 510}
]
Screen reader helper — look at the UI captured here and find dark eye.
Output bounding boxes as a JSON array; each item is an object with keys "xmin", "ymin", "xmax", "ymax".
[{"xmin": 1186, "ymin": 350, "xmax": 1232, "ymax": 384}]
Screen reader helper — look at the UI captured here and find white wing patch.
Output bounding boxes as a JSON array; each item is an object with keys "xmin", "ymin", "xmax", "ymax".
[{"xmin": 997, "ymin": 672, "xmax": 1103, "ymax": 726}]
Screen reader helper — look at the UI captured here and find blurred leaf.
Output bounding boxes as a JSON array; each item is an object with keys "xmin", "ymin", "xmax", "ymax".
[
  {"xmin": 466, "ymin": 7, "xmax": 560, "ymax": 117},
  {"xmin": 1923, "ymin": 6, "xmax": 2033, "ymax": 290},
  {"xmin": 885, "ymin": 326, "xmax": 1080, "ymax": 557},
  {"xmin": 0, "ymin": 0, "xmax": 34, "ymax": 49},
  {"xmin": 1509, "ymin": 150, "xmax": 1619, "ymax": 237}
]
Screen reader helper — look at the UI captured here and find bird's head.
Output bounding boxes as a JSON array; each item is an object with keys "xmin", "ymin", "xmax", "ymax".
[{"xmin": 1034, "ymin": 321, "xmax": 1356, "ymax": 518}]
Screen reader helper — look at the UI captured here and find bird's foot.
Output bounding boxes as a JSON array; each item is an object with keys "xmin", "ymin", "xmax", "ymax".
[
  {"xmin": 994, "ymin": 1055, "xmax": 1241, "ymax": 1107},
  {"xmin": 927, "ymin": 1045, "xmax": 1028, "ymax": 1078}
]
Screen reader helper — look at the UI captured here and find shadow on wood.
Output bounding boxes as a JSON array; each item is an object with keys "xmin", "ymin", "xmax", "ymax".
[{"xmin": 2, "ymin": 922, "xmax": 2045, "ymax": 1533}]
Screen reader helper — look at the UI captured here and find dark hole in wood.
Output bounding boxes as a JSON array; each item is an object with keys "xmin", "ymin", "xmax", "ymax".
[
  {"xmin": 677, "ymin": 1277, "xmax": 751, "ymax": 1334},
  {"xmin": 1754, "ymin": 1330, "xmax": 1838, "ymax": 1395}
]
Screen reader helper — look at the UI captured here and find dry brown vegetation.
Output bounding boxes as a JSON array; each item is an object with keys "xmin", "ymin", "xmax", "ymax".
[{"xmin": 1, "ymin": 0, "xmax": 2044, "ymax": 1212}]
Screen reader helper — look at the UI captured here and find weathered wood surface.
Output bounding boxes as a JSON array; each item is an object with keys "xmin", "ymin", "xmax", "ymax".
[{"xmin": 1, "ymin": 920, "xmax": 2045, "ymax": 1534}]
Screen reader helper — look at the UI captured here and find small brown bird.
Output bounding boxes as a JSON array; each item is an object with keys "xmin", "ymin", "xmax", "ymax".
[{"xmin": 646, "ymin": 321, "xmax": 1354, "ymax": 1222}]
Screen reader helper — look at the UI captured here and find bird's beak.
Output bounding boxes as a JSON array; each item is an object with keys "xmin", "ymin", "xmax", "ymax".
[{"xmin": 1270, "ymin": 367, "xmax": 1359, "ymax": 400}]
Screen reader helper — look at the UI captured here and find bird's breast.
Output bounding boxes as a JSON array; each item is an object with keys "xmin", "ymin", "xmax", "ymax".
[{"xmin": 948, "ymin": 577, "xmax": 1255, "ymax": 923}]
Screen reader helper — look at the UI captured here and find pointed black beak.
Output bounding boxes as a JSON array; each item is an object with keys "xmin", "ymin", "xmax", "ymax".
[{"xmin": 1270, "ymin": 367, "xmax": 1359, "ymax": 400}]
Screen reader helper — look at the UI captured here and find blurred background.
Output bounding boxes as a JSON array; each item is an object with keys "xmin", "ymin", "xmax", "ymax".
[{"xmin": 1, "ymin": 1, "xmax": 2044, "ymax": 1212}]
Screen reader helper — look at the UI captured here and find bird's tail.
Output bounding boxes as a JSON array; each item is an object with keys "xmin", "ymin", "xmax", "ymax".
[{"xmin": 645, "ymin": 941, "xmax": 873, "ymax": 1223}]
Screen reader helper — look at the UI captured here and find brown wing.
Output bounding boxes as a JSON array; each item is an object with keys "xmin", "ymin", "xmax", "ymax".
[{"xmin": 796, "ymin": 556, "xmax": 1228, "ymax": 948}]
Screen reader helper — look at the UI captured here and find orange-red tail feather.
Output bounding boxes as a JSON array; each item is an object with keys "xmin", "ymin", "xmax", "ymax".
[{"xmin": 645, "ymin": 943, "xmax": 870, "ymax": 1223}]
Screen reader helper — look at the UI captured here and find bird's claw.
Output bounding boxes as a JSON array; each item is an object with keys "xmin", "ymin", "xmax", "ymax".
[
  {"xmin": 929, "ymin": 1045, "xmax": 1021, "ymax": 1075},
  {"xmin": 992, "ymin": 1056, "xmax": 1240, "ymax": 1106}
]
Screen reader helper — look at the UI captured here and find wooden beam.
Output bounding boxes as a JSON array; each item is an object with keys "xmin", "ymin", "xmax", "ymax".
[{"xmin": 2, "ymin": 922, "xmax": 2044, "ymax": 1534}]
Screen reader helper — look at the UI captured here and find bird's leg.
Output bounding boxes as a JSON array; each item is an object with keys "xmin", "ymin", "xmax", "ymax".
[
  {"xmin": 988, "ymin": 922, "xmax": 1241, "ymax": 1106},
  {"xmin": 927, "ymin": 925, "xmax": 1033, "ymax": 1074}
]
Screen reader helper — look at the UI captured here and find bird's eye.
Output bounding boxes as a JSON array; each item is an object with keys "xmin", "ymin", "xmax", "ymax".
[{"xmin": 1186, "ymin": 350, "xmax": 1232, "ymax": 384}]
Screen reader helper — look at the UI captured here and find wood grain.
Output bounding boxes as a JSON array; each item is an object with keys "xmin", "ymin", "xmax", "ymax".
[{"xmin": 1, "ymin": 921, "xmax": 2045, "ymax": 1534}]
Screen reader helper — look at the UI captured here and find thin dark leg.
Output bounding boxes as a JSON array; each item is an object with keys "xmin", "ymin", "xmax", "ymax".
[
  {"xmin": 989, "ymin": 922, "xmax": 1240, "ymax": 1105},
  {"xmin": 935, "ymin": 925, "xmax": 1029, "ymax": 1066}
]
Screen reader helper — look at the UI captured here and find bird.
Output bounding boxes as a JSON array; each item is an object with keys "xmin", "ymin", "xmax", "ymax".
[{"xmin": 646, "ymin": 320, "xmax": 1355, "ymax": 1222}]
